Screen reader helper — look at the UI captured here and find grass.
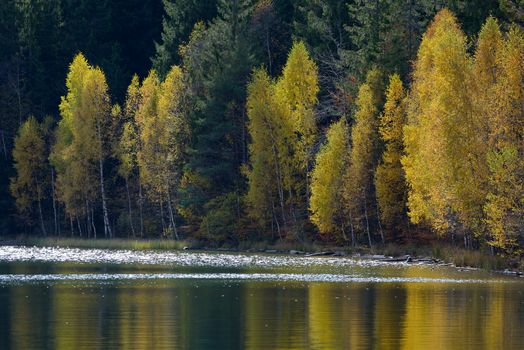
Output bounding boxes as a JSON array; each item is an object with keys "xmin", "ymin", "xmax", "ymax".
[
  {"xmin": 431, "ymin": 244, "xmax": 510, "ymax": 270},
  {"xmin": 10, "ymin": 236, "xmax": 194, "ymax": 251}
]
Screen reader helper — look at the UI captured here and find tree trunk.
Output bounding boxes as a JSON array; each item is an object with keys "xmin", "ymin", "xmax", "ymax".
[
  {"xmin": 77, "ymin": 217, "xmax": 83, "ymax": 238},
  {"xmin": 1, "ymin": 130, "xmax": 7, "ymax": 159},
  {"xmin": 349, "ymin": 210, "xmax": 356, "ymax": 247},
  {"xmin": 138, "ymin": 179, "xmax": 144, "ymax": 237},
  {"xmin": 341, "ymin": 222, "xmax": 348, "ymax": 242},
  {"xmin": 70, "ymin": 215, "xmax": 74, "ymax": 237},
  {"xmin": 166, "ymin": 189, "xmax": 179, "ymax": 240},
  {"xmin": 57, "ymin": 204, "xmax": 61, "ymax": 237},
  {"xmin": 376, "ymin": 202, "xmax": 385, "ymax": 245},
  {"xmin": 266, "ymin": 26, "xmax": 272, "ymax": 75},
  {"xmin": 272, "ymin": 199, "xmax": 282, "ymax": 241},
  {"xmin": 51, "ymin": 168, "xmax": 58, "ymax": 235},
  {"xmin": 97, "ymin": 120, "xmax": 112, "ymax": 239},
  {"xmin": 159, "ymin": 201, "xmax": 166, "ymax": 235},
  {"xmin": 91, "ymin": 207, "xmax": 97, "ymax": 239},
  {"xmin": 125, "ymin": 178, "xmax": 136, "ymax": 238},
  {"xmin": 37, "ymin": 195, "xmax": 47, "ymax": 236},
  {"xmin": 268, "ymin": 131, "xmax": 286, "ymax": 226},
  {"xmin": 85, "ymin": 199, "xmax": 91, "ymax": 239},
  {"xmin": 365, "ymin": 204, "xmax": 372, "ymax": 249}
]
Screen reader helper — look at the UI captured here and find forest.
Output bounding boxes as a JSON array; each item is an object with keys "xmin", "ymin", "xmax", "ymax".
[{"xmin": 1, "ymin": 0, "xmax": 523, "ymax": 259}]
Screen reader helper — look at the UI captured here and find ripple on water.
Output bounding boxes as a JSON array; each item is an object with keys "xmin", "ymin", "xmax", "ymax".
[
  {"xmin": 0, "ymin": 272, "xmax": 509, "ymax": 284},
  {"xmin": 0, "ymin": 245, "xmax": 402, "ymax": 268}
]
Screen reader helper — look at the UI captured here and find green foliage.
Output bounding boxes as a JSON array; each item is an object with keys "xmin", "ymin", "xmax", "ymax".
[
  {"xmin": 153, "ymin": 0, "xmax": 218, "ymax": 76},
  {"xmin": 199, "ymin": 192, "xmax": 240, "ymax": 243},
  {"xmin": 1, "ymin": 0, "xmax": 523, "ymax": 261},
  {"xmin": 179, "ymin": 0, "xmax": 258, "ymax": 238}
]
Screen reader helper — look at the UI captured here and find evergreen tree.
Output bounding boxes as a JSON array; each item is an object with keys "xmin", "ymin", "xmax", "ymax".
[
  {"xmin": 14, "ymin": 0, "xmax": 64, "ymax": 115},
  {"xmin": 250, "ymin": 0, "xmax": 291, "ymax": 76},
  {"xmin": 153, "ymin": 0, "xmax": 218, "ymax": 77},
  {"xmin": 180, "ymin": 0, "xmax": 256, "ymax": 239}
]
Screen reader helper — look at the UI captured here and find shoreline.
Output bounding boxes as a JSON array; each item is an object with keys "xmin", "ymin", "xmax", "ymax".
[{"xmin": 0, "ymin": 236, "xmax": 522, "ymax": 276}]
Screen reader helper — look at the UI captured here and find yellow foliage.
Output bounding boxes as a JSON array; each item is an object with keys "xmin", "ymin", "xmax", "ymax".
[
  {"xmin": 481, "ymin": 24, "xmax": 524, "ymax": 252},
  {"xmin": 275, "ymin": 41, "xmax": 319, "ymax": 187},
  {"xmin": 136, "ymin": 66, "xmax": 189, "ymax": 203},
  {"xmin": 245, "ymin": 68, "xmax": 293, "ymax": 228},
  {"xmin": 375, "ymin": 74, "xmax": 407, "ymax": 237},
  {"xmin": 310, "ymin": 118, "xmax": 350, "ymax": 236},
  {"xmin": 403, "ymin": 9, "xmax": 488, "ymax": 236},
  {"xmin": 51, "ymin": 53, "xmax": 111, "ymax": 217},
  {"xmin": 245, "ymin": 42, "xmax": 319, "ymax": 234},
  {"xmin": 10, "ymin": 116, "xmax": 47, "ymax": 214},
  {"xmin": 343, "ymin": 82, "xmax": 379, "ymax": 221}
]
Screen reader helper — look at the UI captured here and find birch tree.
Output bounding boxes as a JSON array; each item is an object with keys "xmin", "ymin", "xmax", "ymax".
[{"xmin": 10, "ymin": 116, "xmax": 48, "ymax": 235}]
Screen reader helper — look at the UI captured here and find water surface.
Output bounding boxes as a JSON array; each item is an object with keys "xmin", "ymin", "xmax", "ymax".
[{"xmin": 0, "ymin": 246, "xmax": 523, "ymax": 349}]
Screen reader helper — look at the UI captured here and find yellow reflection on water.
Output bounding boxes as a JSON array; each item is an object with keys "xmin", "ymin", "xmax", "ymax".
[{"xmin": 3, "ymin": 266, "xmax": 524, "ymax": 350}]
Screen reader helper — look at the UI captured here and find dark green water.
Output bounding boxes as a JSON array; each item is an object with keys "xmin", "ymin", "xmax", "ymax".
[{"xmin": 0, "ymin": 246, "xmax": 523, "ymax": 349}]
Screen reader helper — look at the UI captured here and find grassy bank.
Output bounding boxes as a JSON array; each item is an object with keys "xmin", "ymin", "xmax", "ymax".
[
  {"xmin": 4, "ymin": 236, "xmax": 191, "ymax": 251},
  {"xmin": 1, "ymin": 236, "xmax": 520, "ymax": 272},
  {"xmin": 378, "ymin": 243, "xmax": 513, "ymax": 271}
]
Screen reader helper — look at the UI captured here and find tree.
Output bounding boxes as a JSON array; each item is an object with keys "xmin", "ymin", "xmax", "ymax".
[
  {"xmin": 135, "ymin": 67, "xmax": 189, "ymax": 239},
  {"xmin": 157, "ymin": 65, "xmax": 190, "ymax": 238},
  {"xmin": 375, "ymin": 74, "xmax": 408, "ymax": 240},
  {"xmin": 245, "ymin": 68, "xmax": 293, "ymax": 238},
  {"xmin": 485, "ymin": 147, "xmax": 523, "ymax": 254},
  {"xmin": 482, "ymin": 24, "xmax": 524, "ymax": 253},
  {"xmin": 403, "ymin": 9, "xmax": 488, "ymax": 244},
  {"xmin": 10, "ymin": 116, "xmax": 49, "ymax": 235},
  {"xmin": 274, "ymin": 40, "xmax": 319, "ymax": 223},
  {"xmin": 250, "ymin": 0, "xmax": 291, "ymax": 76},
  {"xmin": 346, "ymin": 0, "xmax": 388, "ymax": 77},
  {"xmin": 51, "ymin": 53, "xmax": 113, "ymax": 238},
  {"xmin": 343, "ymin": 77, "xmax": 382, "ymax": 247},
  {"xmin": 116, "ymin": 75, "xmax": 143, "ymax": 237},
  {"xmin": 51, "ymin": 54, "xmax": 93, "ymax": 235},
  {"xmin": 309, "ymin": 118, "xmax": 350, "ymax": 241},
  {"xmin": 85, "ymin": 66, "xmax": 114, "ymax": 239},
  {"xmin": 180, "ymin": 0, "xmax": 257, "ymax": 239},
  {"xmin": 153, "ymin": 0, "xmax": 218, "ymax": 77}
]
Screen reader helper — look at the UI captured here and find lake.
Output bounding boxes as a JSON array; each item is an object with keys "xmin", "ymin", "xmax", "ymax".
[{"xmin": 0, "ymin": 246, "xmax": 523, "ymax": 349}]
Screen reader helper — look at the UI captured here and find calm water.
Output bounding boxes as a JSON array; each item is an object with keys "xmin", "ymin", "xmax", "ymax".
[{"xmin": 0, "ymin": 246, "xmax": 523, "ymax": 349}]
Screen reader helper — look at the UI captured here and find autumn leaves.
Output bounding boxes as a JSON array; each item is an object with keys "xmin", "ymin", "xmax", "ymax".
[{"xmin": 247, "ymin": 9, "xmax": 523, "ymax": 253}]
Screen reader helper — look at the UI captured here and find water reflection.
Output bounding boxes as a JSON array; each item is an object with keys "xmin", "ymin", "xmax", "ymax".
[{"xmin": 0, "ymin": 266, "xmax": 523, "ymax": 349}]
